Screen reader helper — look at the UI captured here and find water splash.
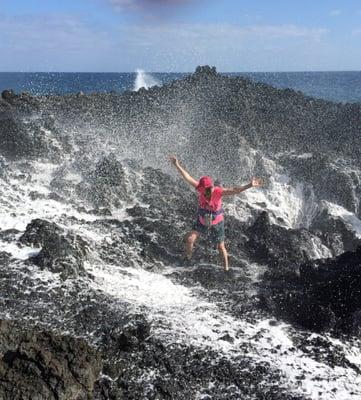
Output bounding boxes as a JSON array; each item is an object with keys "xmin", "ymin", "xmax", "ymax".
[{"xmin": 133, "ymin": 69, "xmax": 160, "ymax": 91}]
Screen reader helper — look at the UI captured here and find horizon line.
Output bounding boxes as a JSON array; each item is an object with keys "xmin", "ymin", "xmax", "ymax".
[{"xmin": 0, "ymin": 69, "xmax": 361, "ymax": 74}]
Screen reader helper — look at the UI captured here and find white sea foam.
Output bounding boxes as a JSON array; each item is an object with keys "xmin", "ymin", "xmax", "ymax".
[
  {"xmin": 0, "ymin": 241, "xmax": 41, "ymax": 260},
  {"xmin": 2, "ymin": 156, "xmax": 361, "ymax": 399},
  {"xmin": 230, "ymin": 171, "xmax": 318, "ymax": 230},
  {"xmin": 88, "ymin": 262, "xmax": 361, "ymax": 400},
  {"xmin": 0, "ymin": 162, "xmax": 99, "ymax": 232}
]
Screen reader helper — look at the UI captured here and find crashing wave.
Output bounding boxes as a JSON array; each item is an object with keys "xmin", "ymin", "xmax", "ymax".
[{"xmin": 133, "ymin": 69, "xmax": 160, "ymax": 91}]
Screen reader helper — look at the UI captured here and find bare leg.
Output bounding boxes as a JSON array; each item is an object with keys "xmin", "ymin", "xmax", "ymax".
[
  {"xmin": 217, "ymin": 241, "xmax": 229, "ymax": 271},
  {"xmin": 184, "ymin": 230, "xmax": 200, "ymax": 259}
]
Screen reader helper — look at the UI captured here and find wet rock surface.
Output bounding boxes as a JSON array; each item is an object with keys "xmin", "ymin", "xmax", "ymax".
[
  {"xmin": 0, "ymin": 112, "xmax": 64, "ymax": 161},
  {"xmin": 278, "ymin": 154, "xmax": 361, "ymax": 217},
  {"xmin": 1, "ymin": 68, "xmax": 361, "ymax": 399},
  {"xmin": 310, "ymin": 203, "xmax": 361, "ymax": 256},
  {"xmin": 76, "ymin": 154, "xmax": 130, "ymax": 208},
  {"xmin": 19, "ymin": 218, "xmax": 89, "ymax": 279},
  {"xmin": 0, "ymin": 319, "xmax": 102, "ymax": 400},
  {"xmin": 264, "ymin": 245, "xmax": 361, "ymax": 333},
  {"xmin": 246, "ymin": 211, "xmax": 329, "ymax": 270}
]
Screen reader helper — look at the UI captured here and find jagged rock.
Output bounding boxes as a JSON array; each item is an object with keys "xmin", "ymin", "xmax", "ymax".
[
  {"xmin": 0, "ymin": 251, "xmax": 11, "ymax": 266},
  {"xmin": 246, "ymin": 211, "xmax": 329, "ymax": 270},
  {"xmin": 0, "ymin": 228, "xmax": 21, "ymax": 243},
  {"xmin": 310, "ymin": 203, "xmax": 361, "ymax": 255},
  {"xmin": 93, "ymin": 154, "xmax": 126, "ymax": 186},
  {"xmin": 293, "ymin": 299, "xmax": 337, "ymax": 332},
  {"xmin": 266, "ymin": 246, "xmax": 361, "ymax": 333},
  {"xmin": 279, "ymin": 154, "xmax": 361, "ymax": 216},
  {"xmin": 194, "ymin": 65, "xmax": 217, "ymax": 77},
  {"xmin": 19, "ymin": 219, "xmax": 88, "ymax": 279},
  {"xmin": 94, "ymin": 375, "xmax": 121, "ymax": 400},
  {"xmin": 346, "ymin": 309, "xmax": 361, "ymax": 336},
  {"xmin": 76, "ymin": 154, "xmax": 129, "ymax": 208},
  {"xmin": 101, "ymin": 318, "xmax": 151, "ymax": 352},
  {"xmin": 1, "ymin": 89, "xmax": 16, "ymax": 102},
  {"xmin": 2, "ymin": 67, "xmax": 361, "ymax": 396},
  {"xmin": 0, "ymin": 319, "xmax": 101, "ymax": 400},
  {"xmin": 0, "ymin": 114, "xmax": 63, "ymax": 160}
]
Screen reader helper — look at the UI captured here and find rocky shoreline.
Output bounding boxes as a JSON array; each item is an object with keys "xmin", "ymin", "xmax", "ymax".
[{"xmin": 1, "ymin": 66, "xmax": 361, "ymax": 399}]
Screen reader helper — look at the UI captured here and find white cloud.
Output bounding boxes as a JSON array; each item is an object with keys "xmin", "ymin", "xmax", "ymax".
[
  {"xmin": 115, "ymin": 23, "xmax": 329, "ymax": 71},
  {"xmin": 0, "ymin": 14, "xmax": 111, "ymax": 52},
  {"xmin": 329, "ymin": 9, "xmax": 341, "ymax": 16},
  {"xmin": 352, "ymin": 29, "xmax": 361, "ymax": 35},
  {"xmin": 109, "ymin": 0, "xmax": 193, "ymax": 13},
  {"xmin": 120, "ymin": 23, "xmax": 329, "ymax": 47},
  {"xmin": 0, "ymin": 14, "xmax": 332, "ymax": 72}
]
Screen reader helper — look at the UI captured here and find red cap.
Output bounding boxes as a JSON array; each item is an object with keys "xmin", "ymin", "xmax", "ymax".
[{"xmin": 197, "ymin": 176, "xmax": 213, "ymax": 189}]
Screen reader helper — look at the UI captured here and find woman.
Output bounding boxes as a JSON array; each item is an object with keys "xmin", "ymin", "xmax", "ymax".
[{"xmin": 170, "ymin": 156, "xmax": 262, "ymax": 271}]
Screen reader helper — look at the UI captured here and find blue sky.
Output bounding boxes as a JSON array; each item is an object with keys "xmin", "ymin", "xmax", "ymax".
[{"xmin": 1, "ymin": 0, "xmax": 360, "ymax": 72}]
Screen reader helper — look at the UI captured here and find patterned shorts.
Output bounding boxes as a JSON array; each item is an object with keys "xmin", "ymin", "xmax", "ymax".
[{"xmin": 192, "ymin": 219, "xmax": 225, "ymax": 244}]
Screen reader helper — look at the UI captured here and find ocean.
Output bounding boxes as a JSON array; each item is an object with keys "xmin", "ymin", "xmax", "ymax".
[{"xmin": 0, "ymin": 70, "xmax": 360, "ymax": 103}]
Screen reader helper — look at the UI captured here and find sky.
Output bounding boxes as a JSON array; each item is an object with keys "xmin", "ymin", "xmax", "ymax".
[{"xmin": 0, "ymin": 0, "xmax": 360, "ymax": 72}]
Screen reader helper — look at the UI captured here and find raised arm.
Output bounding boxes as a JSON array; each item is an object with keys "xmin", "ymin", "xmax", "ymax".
[
  {"xmin": 169, "ymin": 156, "xmax": 198, "ymax": 188},
  {"xmin": 223, "ymin": 177, "xmax": 263, "ymax": 196}
]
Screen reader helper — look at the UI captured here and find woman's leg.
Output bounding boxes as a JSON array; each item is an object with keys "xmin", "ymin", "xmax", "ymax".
[
  {"xmin": 217, "ymin": 241, "xmax": 229, "ymax": 271},
  {"xmin": 184, "ymin": 230, "xmax": 200, "ymax": 259}
]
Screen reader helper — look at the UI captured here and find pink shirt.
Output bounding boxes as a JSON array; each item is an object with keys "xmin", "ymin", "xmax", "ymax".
[{"xmin": 197, "ymin": 186, "xmax": 224, "ymax": 225}]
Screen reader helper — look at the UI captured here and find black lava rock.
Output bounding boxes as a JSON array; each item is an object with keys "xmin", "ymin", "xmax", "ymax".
[
  {"xmin": 266, "ymin": 246, "xmax": 361, "ymax": 333},
  {"xmin": 76, "ymin": 154, "xmax": 129, "ymax": 208},
  {"xmin": 0, "ymin": 319, "xmax": 102, "ymax": 400},
  {"xmin": 310, "ymin": 203, "xmax": 361, "ymax": 256},
  {"xmin": 246, "ymin": 211, "xmax": 326, "ymax": 271},
  {"xmin": 0, "ymin": 114, "xmax": 62, "ymax": 160},
  {"xmin": 19, "ymin": 218, "xmax": 89, "ymax": 279}
]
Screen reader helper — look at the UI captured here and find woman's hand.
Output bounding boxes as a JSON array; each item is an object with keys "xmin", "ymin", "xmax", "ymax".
[
  {"xmin": 169, "ymin": 155, "xmax": 179, "ymax": 166},
  {"xmin": 251, "ymin": 177, "xmax": 263, "ymax": 187}
]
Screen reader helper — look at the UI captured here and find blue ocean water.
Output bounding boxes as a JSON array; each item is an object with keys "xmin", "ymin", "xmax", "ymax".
[{"xmin": 0, "ymin": 71, "xmax": 360, "ymax": 103}]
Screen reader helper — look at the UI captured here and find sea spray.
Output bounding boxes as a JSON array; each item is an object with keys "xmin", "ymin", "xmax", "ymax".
[
  {"xmin": 133, "ymin": 69, "xmax": 160, "ymax": 91},
  {"xmin": 1, "ymin": 68, "xmax": 361, "ymax": 399}
]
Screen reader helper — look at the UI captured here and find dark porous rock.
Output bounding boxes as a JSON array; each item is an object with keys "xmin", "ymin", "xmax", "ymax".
[
  {"xmin": 101, "ymin": 317, "xmax": 151, "ymax": 353},
  {"xmin": 310, "ymin": 203, "xmax": 361, "ymax": 256},
  {"xmin": 94, "ymin": 375, "xmax": 122, "ymax": 400},
  {"xmin": 0, "ymin": 98, "xmax": 12, "ymax": 111},
  {"xmin": 101, "ymin": 335, "xmax": 306, "ymax": 400},
  {"xmin": 76, "ymin": 154, "xmax": 129, "ymax": 208},
  {"xmin": 194, "ymin": 65, "xmax": 218, "ymax": 77},
  {"xmin": 346, "ymin": 309, "xmax": 361, "ymax": 336},
  {"xmin": 0, "ymin": 251, "xmax": 11, "ymax": 266},
  {"xmin": 0, "ymin": 319, "xmax": 102, "ymax": 400},
  {"xmin": 0, "ymin": 228, "xmax": 21, "ymax": 243},
  {"xmin": 218, "ymin": 333, "xmax": 235, "ymax": 343},
  {"xmin": 294, "ymin": 334, "xmax": 361, "ymax": 373},
  {"xmin": 1, "ymin": 90, "xmax": 41, "ymax": 112},
  {"xmin": 1, "ymin": 89, "xmax": 17, "ymax": 102},
  {"xmin": 19, "ymin": 218, "xmax": 89, "ymax": 279},
  {"xmin": 291, "ymin": 299, "xmax": 337, "ymax": 332},
  {"xmin": 246, "ymin": 211, "xmax": 327, "ymax": 274},
  {"xmin": 0, "ymin": 114, "xmax": 63, "ymax": 161},
  {"xmin": 93, "ymin": 153, "xmax": 126, "ymax": 186},
  {"xmin": 267, "ymin": 246, "xmax": 361, "ymax": 333}
]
